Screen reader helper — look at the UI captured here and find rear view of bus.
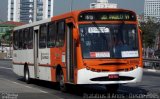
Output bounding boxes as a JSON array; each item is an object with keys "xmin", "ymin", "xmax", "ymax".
[{"xmin": 76, "ymin": 9, "xmax": 143, "ymax": 91}]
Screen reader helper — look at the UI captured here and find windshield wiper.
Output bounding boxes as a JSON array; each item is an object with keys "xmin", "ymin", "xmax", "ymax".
[
  {"xmin": 91, "ymin": 22, "xmax": 107, "ymax": 40},
  {"xmin": 92, "ymin": 21, "xmax": 104, "ymax": 33}
]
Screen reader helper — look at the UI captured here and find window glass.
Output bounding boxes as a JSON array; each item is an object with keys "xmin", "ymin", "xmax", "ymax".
[
  {"xmin": 23, "ymin": 29, "xmax": 29, "ymax": 49},
  {"xmin": 19, "ymin": 30, "xmax": 23, "ymax": 49},
  {"xmin": 28, "ymin": 27, "xmax": 33, "ymax": 49},
  {"xmin": 39, "ymin": 24, "xmax": 47, "ymax": 48},
  {"xmin": 13, "ymin": 31, "xmax": 19, "ymax": 50},
  {"xmin": 47, "ymin": 22, "xmax": 56, "ymax": 47},
  {"xmin": 79, "ymin": 24, "xmax": 139, "ymax": 59},
  {"xmin": 56, "ymin": 21, "xmax": 65, "ymax": 47}
]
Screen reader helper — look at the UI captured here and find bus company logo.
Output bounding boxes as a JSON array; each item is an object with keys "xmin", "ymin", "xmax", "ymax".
[{"xmin": 41, "ymin": 53, "xmax": 49, "ymax": 60}]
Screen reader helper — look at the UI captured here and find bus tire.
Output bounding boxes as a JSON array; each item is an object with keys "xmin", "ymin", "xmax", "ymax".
[
  {"xmin": 105, "ymin": 84, "xmax": 119, "ymax": 93},
  {"xmin": 59, "ymin": 70, "xmax": 67, "ymax": 92},
  {"xmin": 24, "ymin": 65, "xmax": 30, "ymax": 84}
]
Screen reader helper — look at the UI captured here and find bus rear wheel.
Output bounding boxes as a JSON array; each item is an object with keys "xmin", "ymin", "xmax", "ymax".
[
  {"xmin": 24, "ymin": 66, "xmax": 30, "ymax": 84},
  {"xmin": 105, "ymin": 84, "xmax": 119, "ymax": 93}
]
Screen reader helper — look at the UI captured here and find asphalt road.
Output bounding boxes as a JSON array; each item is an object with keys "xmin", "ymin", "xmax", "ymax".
[{"xmin": 0, "ymin": 60, "xmax": 160, "ymax": 99}]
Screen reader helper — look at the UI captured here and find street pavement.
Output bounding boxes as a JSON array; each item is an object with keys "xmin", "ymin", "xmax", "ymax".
[{"xmin": 0, "ymin": 60, "xmax": 160, "ymax": 99}]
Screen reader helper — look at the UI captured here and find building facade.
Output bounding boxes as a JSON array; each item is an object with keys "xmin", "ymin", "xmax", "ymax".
[
  {"xmin": 8, "ymin": 0, "xmax": 20, "ymax": 22},
  {"xmin": 90, "ymin": 0, "xmax": 117, "ymax": 9},
  {"xmin": 144, "ymin": 0, "xmax": 160, "ymax": 22},
  {"xmin": 20, "ymin": 0, "xmax": 34, "ymax": 23},
  {"xmin": 8, "ymin": 0, "xmax": 54, "ymax": 23}
]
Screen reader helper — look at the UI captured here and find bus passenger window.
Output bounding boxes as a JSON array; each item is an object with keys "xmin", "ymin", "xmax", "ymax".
[
  {"xmin": 39, "ymin": 25, "xmax": 47, "ymax": 48},
  {"xmin": 23, "ymin": 29, "xmax": 29, "ymax": 49},
  {"xmin": 56, "ymin": 21, "xmax": 65, "ymax": 47},
  {"xmin": 47, "ymin": 22, "xmax": 56, "ymax": 47},
  {"xmin": 19, "ymin": 30, "xmax": 23, "ymax": 49},
  {"xmin": 13, "ymin": 31, "xmax": 19, "ymax": 50},
  {"xmin": 28, "ymin": 28, "xmax": 33, "ymax": 49}
]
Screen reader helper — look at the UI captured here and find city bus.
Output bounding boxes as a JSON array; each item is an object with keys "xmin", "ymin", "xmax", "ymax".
[{"xmin": 12, "ymin": 8, "xmax": 143, "ymax": 92}]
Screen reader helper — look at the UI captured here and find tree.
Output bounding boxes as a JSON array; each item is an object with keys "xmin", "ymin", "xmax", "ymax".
[
  {"xmin": 1, "ymin": 29, "xmax": 12, "ymax": 46},
  {"xmin": 140, "ymin": 19, "xmax": 160, "ymax": 48},
  {"xmin": 140, "ymin": 18, "xmax": 160, "ymax": 58}
]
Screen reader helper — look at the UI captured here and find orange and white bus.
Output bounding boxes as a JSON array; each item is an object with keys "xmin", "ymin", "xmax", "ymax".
[{"xmin": 12, "ymin": 8, "xmax": 143, "ymax": 92}]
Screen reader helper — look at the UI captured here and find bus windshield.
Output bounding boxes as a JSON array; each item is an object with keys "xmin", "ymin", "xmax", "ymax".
[{"xmin": 79, "ymin": 24, "xmax": 139, "ymax": 59}]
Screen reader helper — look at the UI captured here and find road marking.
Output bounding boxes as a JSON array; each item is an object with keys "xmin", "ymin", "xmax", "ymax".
[
  {"xmin": 0, "ymin": 78, "xmax": 48, "ymax": 94},
  {"xmin": 0, "ymin": 78, "xmax": 64, "ymax": 99},
  {"xmin": 0, "ymin": 67, "xmax": 12, "ymax": 70}
]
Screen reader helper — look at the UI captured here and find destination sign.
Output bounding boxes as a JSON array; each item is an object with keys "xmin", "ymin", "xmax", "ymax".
[{"xmin": 79, "ymin": 12, "xmax": 136, "ymax": 21}]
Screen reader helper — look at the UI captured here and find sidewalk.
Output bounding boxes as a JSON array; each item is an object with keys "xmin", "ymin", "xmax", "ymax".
[
  {"xmin": 0, "ymin": 58, "xmax": 12, "ymax": 61},
  {"xmin": 143, "ymin": 68, "xmax": 160, "ymax": 73}
]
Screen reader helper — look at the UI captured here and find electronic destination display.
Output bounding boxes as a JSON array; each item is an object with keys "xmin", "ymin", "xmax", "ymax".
[{"xmin": 79, "ymin": 12, "xmax": 136, "ymax": 21}]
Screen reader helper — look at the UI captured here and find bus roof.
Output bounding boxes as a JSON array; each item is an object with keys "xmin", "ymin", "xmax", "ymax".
[
  {"xmin": 14, "ymin": 8, "xmax": 136, "ymax": 31},
  {"xmin": 14, "ymin": 18, "xmax": 51, "ymax": 30},
  {"xmin": 52, "ymin": 8, "xmax": 136, "ymax": 20}
]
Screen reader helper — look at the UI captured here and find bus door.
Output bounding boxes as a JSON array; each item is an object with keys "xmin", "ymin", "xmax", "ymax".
[
  {"xmin": 33, "ymin": 26, "xmax": 39, "ymax": 78},
  {"xmin": 66, "ymin": 20, "xmax": 76, "ymax": 83}
]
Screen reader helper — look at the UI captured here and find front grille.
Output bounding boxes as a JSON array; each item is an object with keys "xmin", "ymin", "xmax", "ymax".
[{"xmin": 90, "ymin": 76, "xmax": 134, "ymax": 81}]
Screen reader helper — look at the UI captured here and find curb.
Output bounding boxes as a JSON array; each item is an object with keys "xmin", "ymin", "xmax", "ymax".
[
  {"xmin": 143, "ymin": 69, "xmax": 160, "ymax": 73},
  {"xmin": 0, "ymin": 59, "xmax": 12, "ymax": 61}
]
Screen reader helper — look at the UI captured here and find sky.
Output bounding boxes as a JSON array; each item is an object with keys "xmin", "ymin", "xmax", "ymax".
[
  {"xmin": 0, "ymin": 0, "xmax": 145, "ymax": 21},
  {"xmin": 0, "ymin": 0, "xmax": 8, "ymax": 21},
  {"xmin": 54, "ymin": 0, "xmax": 145, "ymax": 16}
]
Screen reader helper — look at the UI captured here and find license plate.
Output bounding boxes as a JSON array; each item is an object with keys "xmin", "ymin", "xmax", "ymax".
[{"xmin": 108, "ymin": 74, "xmax": 119, "ymax": 79}]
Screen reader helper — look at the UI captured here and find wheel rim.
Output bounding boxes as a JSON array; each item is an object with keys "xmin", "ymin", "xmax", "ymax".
[
  {"xmin": 25, "ymin": 70, "xmax": 29, "ymax": 81},
  {"xmin": 60, "ymin": 72, "xmax": 65, "ymax": 89}
]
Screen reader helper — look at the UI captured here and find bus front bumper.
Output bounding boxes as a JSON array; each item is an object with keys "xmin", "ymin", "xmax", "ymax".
[{"xmin": 77, "ymin": 67, "xmax": 143, "ymax": 84}]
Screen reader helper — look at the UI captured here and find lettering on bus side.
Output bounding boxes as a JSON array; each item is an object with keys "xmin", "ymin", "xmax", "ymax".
[{"xmin": 41, "ymin": 53, "xmax": 49, "ymax": 60}]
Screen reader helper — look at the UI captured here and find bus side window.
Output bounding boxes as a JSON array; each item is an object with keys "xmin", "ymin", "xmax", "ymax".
[
  {"xmin": 23, "ymin": 29, "xmax": 29, "ymax": 49},
  {"xmin": 39, "ymin": 24, "xmax": 47, "ymax": 48},
  {"xmin": 47, "ymin": 22, "xmax": 56, "ymax": 47},
  {"xmin": 13, "ymin": 31, "xmax": 19, "ymax": 50},
  {"xmin": 19, "ymin": 30, "xmax": 23, "ymax": 49},
  {"xmin": 28, "ymin": 27, "xmax": 33, "ymax": 49},
  {"xmin": 56, "ymin": 21, "xmax": 65, "ymax": 47}
]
